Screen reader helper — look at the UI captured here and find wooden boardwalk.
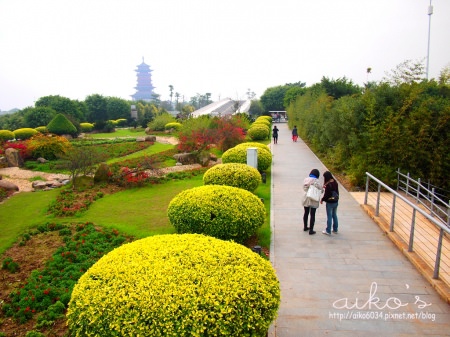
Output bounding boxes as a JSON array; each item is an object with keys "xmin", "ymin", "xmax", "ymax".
[{"xmin": 351, "ymin": 191, "xmax": 450, "ymax": 303}]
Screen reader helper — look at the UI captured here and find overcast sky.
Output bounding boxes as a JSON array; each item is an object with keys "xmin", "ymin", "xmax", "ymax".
[{"xmin": 0, "ymin": 0, "xmax": 449, "ymax": 111}]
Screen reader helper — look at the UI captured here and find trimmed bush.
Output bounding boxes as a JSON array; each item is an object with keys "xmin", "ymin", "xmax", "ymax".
[
  {"xmin": 252, "ymin": 119, "xmax": 271, "ymax": 127},
  {"xmin": 203, "ymin": 163, "xmax": 262, "ymax": 192},
  {"xmin": 168, "ymin": 185, "xmax": 265, "ymax": 243},
  {"xmin": 13, "ymin": 128, "xmax": 38, "ymax": 140},
  {"xmin": 222, "ymin": 143, "xmax": 272, "ymax": 171},
  {"xmin": 165, "ymin": 122, "xmax": 182, "ymax": 131},
  {"xmin": 35, "ymin": 126, "xmax": 49, "ymax": 134},
  {"xmin": 256, "ymin": 115, "xmax": 272, "ymax": 122},
  {"xmin": 0, "ymin": 130, "xmax": 15, "ymax": 141},
  {"xmin": 247, "ymin": 125, "xmax": 270, "ymax": 141},
  {"xmin": 115, "ymin": 118, "xmax": 127, "ymax": 127},
  {"xmin": 67, "ymin": 234, "xmax": 280, "ymax": 337},
  {"xmin": 47, "ymin": 113, "xmax": 77, "ymax": 136},
  {"xmin": 26, "ymin": 133, "xmax": 72, "ymax": 160},
  {"xmin": 79, "ymin": 122, "xmax": 94, "ymax": 133}
]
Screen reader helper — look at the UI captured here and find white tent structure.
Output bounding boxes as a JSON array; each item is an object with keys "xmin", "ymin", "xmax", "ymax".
[{"xmin": 191, "ymin": 98, "xmax": 251, "ymax": 118}]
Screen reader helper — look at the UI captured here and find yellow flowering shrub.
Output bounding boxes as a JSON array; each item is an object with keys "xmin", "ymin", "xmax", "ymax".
[
  {"xmin": 67, "ymin": 234, "xmax": 280, "ymax": 337},
  {"xmin": 168, "ymin": 185, "xmax": 265, "ymax": 243},
  {"xmin": 80, "ymin": 123, "xmax": 94, "ymax": 132},
  {"xmin": 247, "ymin": 125, "xmax": 269, "ymax": 141},
  {"xmin": 252, "ymin": 119, "xmax": 271, "ymax": 127},
  {"xmin": 13, "ymin": 128, "xmax": 38, "ymax": 140},
  {"xmin": 203, "ymin": 163, "xmax": 262, "ymax": 192},
  {"xmin": 222, "ymin": 143, "xmax": 272, "ymax": 172},
  {"xmin": 256, "ymin": 116, "xmax": 272, "ymax": 122},
  {"xmin": 165, "ymin": 122, "xmax": 182, "ymax": 130},
  {"xmin": 0, "ymin": 130, "xmax": 15, "ymax": 141}
]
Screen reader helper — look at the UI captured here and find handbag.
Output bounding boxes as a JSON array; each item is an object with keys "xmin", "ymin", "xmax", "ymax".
[{"xmin": 306, "ymin": 184, "xmax": 321, "ymax": 202}]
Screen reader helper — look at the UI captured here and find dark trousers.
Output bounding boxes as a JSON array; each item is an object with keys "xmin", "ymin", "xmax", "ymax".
[{"xmin": 303, "ymin": 206, "xmax": 317, "ymax": 230}]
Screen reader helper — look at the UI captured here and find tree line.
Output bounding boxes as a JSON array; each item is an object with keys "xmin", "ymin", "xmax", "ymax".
[{"xmin": 259, "ymin": 61, "xmax": 450, "ymax": 192}]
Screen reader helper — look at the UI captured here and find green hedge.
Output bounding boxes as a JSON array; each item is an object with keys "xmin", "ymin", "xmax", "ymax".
[
  {"xmin": 203, "ymin": 163, "xmax": 262, "ymax": 192},
  {"xmin": 0, "ymin": 130, "xmax": 15, "ymax": 141},
  {"xmin": 168, "ymin": 185, "xmax": 265, "ymax": 243},
  {"xmin": 67, "ymin": 234, "xmax": 280, "ymax": 337},
  {"xmin": 13, "ymin": 128, "xmax": 38, "ymax": 140},
  {"xmin": 222, "ymin": 143, "xmax": 272, "ymax": 171}
]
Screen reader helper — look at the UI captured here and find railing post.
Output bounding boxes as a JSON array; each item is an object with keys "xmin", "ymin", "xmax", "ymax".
[
  {"xmin": 406, "ymin": 172, "xmax": 410, "ymax": 196},
  {"xmin": 396, "ymin": 168, "xmax": 400, "ymax": 192},
  {"xmin": 390, "ymin": 194, "xmax": 397, "ymax": 232},
  {"xmin": 433, "ymin": 228, "xmax": 444, "ymax": 279},
  {"xmin": 416, "ymin": 178, "xmax": 421, "ymax": 203},
  {"xmin": 364, "ymin": 174, "xmax": 369, "ymax": 205},
  {"xmin": 408, "ymin": 209, "xmax": 416, "ymax": 252},
  {"xmin": 430, "ymin": 188, "xmax": 435, "ymax": 217},
  {"xmin": 447, "ymin": 201, "xmax": 450, "ymax": 228},
  {"xmin": 376, "ymin": 184, "xmax": 381, "ymax": 216}
]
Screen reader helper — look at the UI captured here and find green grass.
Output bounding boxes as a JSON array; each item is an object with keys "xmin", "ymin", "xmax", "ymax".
[
  {"xmin": 106, "ymin": 142, "xmax": 175, "ymax": 164},
  {"xmin": 85, "ymin": 128, "xmax": 147, "ymax": 138},
  {"xmin": 0, "ymin": 189, "xmax": 61, "ymax": 254}
]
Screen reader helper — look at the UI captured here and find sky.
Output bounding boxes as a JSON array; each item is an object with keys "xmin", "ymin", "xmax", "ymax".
[{"xmin": 0, "ymin": 0, "xmax": 449, "ymax": 111}]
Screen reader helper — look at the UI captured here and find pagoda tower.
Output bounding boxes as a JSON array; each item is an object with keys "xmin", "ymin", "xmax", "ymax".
[{"xmin": 131, "ymin": 57, "xmax": 155, "ymax": 102}]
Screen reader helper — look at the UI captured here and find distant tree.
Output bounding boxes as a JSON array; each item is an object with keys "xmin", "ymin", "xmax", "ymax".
[
  {"xmin": 260, "ymin": 86, "xmax": 287, "ymax": 112},
  {"xmin": 0, "ymin": 111, "xmax": 26, "ymax": 130},
  {"xmin": 246, "ymin": 88, "xmax": 256, "ymax": 100},
  {"xmin": 283, "ymin": 86, "xmax": 306, "ymax": 107},
  {"xmin": 106, "ymin": 97, "xmax": 130, "ymax": 120},
  {"xmin": 35, "ymin": 95, "xmax": 84, "ymax": 122},
  {"xmin": 24, "ymin": 106, "xmax": 57, "ymax": 128},
  {"xmin": 382, "ymin": 59, "xmax": 426, "ymax": 86},
  {"xmin": 85, "ymin": 94, "xmax": 108, "ymax": 122},
  {"xmin": 438, "ymin": 63, "xmax": 450, "ymax": 86},
  {"xmin": 169, "ymin": 85, "xmax": 174, "ymax": 110},
  {"xmin": 248, "ymin": 100, "xmax": 264, "ymax": 117},
  {"xmin": 320, "ymin": 76, "xmax": 361, "ymax": 99},
  {"xmin": 151, "ymin": 93, "xmax": 161, "ymax": 107}
]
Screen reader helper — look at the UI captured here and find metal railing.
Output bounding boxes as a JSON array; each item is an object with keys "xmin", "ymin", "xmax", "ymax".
[
  {"xmin": 365, "ymin": 172, "xmax": 450, "ymax": 280},
  {"xmin": 397, "ymin": 169, "xmax": 450, "ymax": 228}
]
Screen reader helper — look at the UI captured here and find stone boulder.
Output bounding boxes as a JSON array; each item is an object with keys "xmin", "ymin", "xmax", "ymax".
[
  {"xmin": 145, "ymin": 135, "xmax": 156, "ymax": 142},
  {"xmin": 37, "ymin": 157, "xmax": 48, "ymax": 163},
  {"xmin": 32, "ymin": 179, "xmax": 70, "ymax": 191},
  {"xmin": 0, "ymin": 180, "xmax": 19, "ymax": 191},
  {"xmin": 5, "ymin": 148, "xmax": 23, "ymax": 167},
  {"xmin": 173, "ymin": 153, "xmax": 197, "ymax": 165}
]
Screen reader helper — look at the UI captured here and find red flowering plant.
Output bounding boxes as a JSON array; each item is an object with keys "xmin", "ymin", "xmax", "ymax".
[
  {"xmin": 209, "ymin": 116, "xmax": 246, "ymax": 151},
  {"xmin": 1, "ymin": 140, "xmax": 30, "ymax": 160}
]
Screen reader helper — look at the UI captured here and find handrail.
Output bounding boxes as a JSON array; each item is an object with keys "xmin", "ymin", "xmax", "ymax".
[
  {"xmin": 396, "ymin": 169, "xmax": 449, "ymax": 228},
  {"xmin": 365, "ymin": 172, "xmax": 450, "ymax": 280}
]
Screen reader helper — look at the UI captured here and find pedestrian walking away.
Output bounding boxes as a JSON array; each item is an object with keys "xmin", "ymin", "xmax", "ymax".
[
  {"xmin": 321, "ymin": 171, "xmax": 339, "ymax": 235},
  {"xmin": 272, "ymin": 125, "xmax": 279, "ymax": 144},
  {"xmin": 292, "ymin": 125, "xmax": 298, "ymax": 142},
  {"xmin": 302, "ymin": 169, "xmax": 323, "ymax": 235}
]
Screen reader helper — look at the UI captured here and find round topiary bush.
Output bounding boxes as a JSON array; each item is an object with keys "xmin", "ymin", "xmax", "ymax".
[
  {"xmin": 247, "ymin": 125, "xmax": 270, "ymax": 141},
  {"xmin": 252, "ymin": 119, "xmax": 271, "ymax": 127},
  {"xmin": 203, "ymin": 163, "xmax": 262, "ymax": 192},
  {"xmin": 222, "ymin": 143, "xmax": 272, "ymax": 172},
  {"xmin": 13, "ymin": 128, "xmax": 38, "ymax": 140},
  {"xmin": 0, "ymin": 130, "xmax": 15, "ymax": 141},
  {"xmin": 168, "ymin": 185, "xmax": 265, "ymax": 243},
  {"xmin": 68, "ymin": 234, "xmax": 280, "ymax": 337},
  {"xmin": 165, "ymin": 122, "xmax": 182, "ymax": 131},
  {"xmin": 79, "ymin": 122, "xmax": 94, "ymax": 133},
  {"xmin": 35, "ymin": 126, "xmax": 49, "ymax": 134},
  {"xmin": 256, "ymin": 115, "xmax": 272, "ymax": 122}
]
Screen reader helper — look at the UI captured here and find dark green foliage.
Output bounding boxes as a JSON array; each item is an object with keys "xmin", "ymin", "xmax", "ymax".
[
  {"xmin": 287, "ymin": 79, "xmax": 450, "ymax": 191},
  {"xmin": 47, "ymin": 114, "xmax": 78, "ymax": 136},
  {"xmin": 2, "ymin": 257, "xmax": 20, "ymax": 273},
  {"xmin": 24, "ymin": 107, "xmax": 57, "ymax": 128},
  {"xmin": 35, "ymin": 95, "xmax": 85, "ymax": 122}
]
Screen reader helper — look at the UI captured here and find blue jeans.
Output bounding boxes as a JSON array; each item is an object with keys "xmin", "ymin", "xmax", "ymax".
[{"xmin": 325, "ymin": 202, "xmax": 339, "ymax": 233}]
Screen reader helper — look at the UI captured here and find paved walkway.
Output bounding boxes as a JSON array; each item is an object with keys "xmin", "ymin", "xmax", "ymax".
[{"xmin": 268, "ymin": 123, "xmax": 450, "ymax": 337}]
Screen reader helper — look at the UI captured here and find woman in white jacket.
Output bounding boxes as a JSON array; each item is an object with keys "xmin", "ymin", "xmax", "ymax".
[{"xmin": 302, "ymin": 169, "xmax": 323, "ymax": 235}]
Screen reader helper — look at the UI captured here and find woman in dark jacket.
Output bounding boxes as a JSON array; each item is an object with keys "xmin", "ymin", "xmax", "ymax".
[{"xmin": 320, "ymin": 171, "xmax": 339, "ymax": 235}]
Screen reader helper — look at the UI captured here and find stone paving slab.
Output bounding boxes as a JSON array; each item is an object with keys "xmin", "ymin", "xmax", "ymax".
[{"xmin": 268, "ymin": 123, "xmax": 450, "ymax": 337}]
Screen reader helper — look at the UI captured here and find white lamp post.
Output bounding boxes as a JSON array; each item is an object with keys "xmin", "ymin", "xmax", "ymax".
[{"xmin": 426, "ymin": 0, "xmax": 433, "ymax": 79}]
